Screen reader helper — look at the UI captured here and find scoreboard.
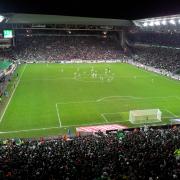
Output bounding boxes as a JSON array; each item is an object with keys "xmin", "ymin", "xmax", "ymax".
[
  {"xmin": 0, "ymin": 30, "xmax": 14, "ymax": 48},
  {"xmin": 3, "ymin": 30, "xmax": 13, "ymax": 38}
]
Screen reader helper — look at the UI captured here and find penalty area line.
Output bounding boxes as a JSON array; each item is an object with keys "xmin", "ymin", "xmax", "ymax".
[
  {"xmin": 101, "ymin": 113, "xmax": 109, "ymax": 123},
  {"xmin": 0, "ymin": 64, "xmax": 27, "ymax": 123},
  {"xmin": 162, "ymin": 108, "xmax": 178, "ymax": 118}
]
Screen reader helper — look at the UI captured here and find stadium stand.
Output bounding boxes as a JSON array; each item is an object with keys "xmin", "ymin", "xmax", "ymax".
[
  {"xmin": 129, "ymin": 46, "xmax": 180, "ymax": 72},
  {"xmin": 12, "ymin": 36, "xmax": 125, "ymax": 61},
  {"xmin": 127, "ymin": 31, "xmax": 180, "ymax": 47},
  {"xmin": 0, "ymin": 126, "xmax": 180, "ymax": 179}
]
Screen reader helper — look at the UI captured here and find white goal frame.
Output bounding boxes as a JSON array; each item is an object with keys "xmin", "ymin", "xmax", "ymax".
[{"xmin": 129, "ymin": 109, "xmax": 162, "ymax": 124}]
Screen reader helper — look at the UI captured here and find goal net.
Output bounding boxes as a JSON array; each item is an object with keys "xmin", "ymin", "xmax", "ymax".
[{"xmin": 129, "ymin": 109, "xmax": 162, "ymax": 124}]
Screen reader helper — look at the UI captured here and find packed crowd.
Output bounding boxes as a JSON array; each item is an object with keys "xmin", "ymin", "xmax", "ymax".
[
  {"xmin": 127, "ymin": 31, "xmax": 180, "ymax": 47},
  {"xmin": 11, "ymin": 36, "xmax": 124, "ymax": 61},
  {"xmin": 0, "ymin": 126, "xmax": 179, "ymax": 179},
  {"xmin": 130, "ymin": 46, "xmax": 180, "ymax": 72}
]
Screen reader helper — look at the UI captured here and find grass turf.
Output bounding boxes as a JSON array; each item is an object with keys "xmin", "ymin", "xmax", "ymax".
[{"xmin": 0, "ymin": 63, "xmax": 180, "ymax": 138}]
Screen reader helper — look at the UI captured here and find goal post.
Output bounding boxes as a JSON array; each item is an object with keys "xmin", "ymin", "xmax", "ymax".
[{"xmin": 129, "ymin": 109, "xmax": 162, "ymax": 124}]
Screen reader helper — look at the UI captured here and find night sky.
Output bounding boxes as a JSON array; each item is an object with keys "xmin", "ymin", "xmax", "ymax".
[{"xmin": 0, "ymin": 0, "xmax": 180, "ymax": 20}]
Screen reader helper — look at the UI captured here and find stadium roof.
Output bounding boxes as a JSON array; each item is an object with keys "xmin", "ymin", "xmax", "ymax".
[
  {"xmin": 133, "ymin": 14, "xmax": 180, "ymax": 27},
  {"xmin": 2, "ymin": 13, "xmax": 134, "ymax": 27}
]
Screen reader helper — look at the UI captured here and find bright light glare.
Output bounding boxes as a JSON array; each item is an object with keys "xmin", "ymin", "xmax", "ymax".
[
  {"xmin": 0, "ymin": 15, "xmax": 4, "ymax": 22},
  {"xmin": 169, "ymin": 19, "xmax": 176, "ymax": 25},
  {"xmin": 149, "ymin": 21, "xmax": 154, "ymax": 26},
  {"xmin": 161, "ymin": 20, "xmax": 167, "ymax": 25},
  {"xmin": 178, "ymin": 19, "xmax": 180, "ymax": 24},
  {"xmin": 143, "ymin": 22, "xmax": 148, "ymax": 27},
  {"xmin": 154, "ymin": 21, "xmax": 160, "ymax": 26}
]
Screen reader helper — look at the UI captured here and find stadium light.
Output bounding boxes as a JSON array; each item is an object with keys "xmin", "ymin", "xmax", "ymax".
[
  {"xmin": 161, "ymin": 20, "xmax": 167, "ymax": 25},
  {"xmin": 143, "ymin": 22, "xmax": 148, "ymax": 27},
  {"xmin": 149, "ymin": 21, "xmax": 154, "ymax": 26},
  {"xmin": 0, "ymin": 15, "xmax": 4, "ymax": 22},
  {"xmin": 169, "ymin": 19, "xmax": 176, "ymax": 25},
  {"xmin": 154, "ymin": 21, "xmax": 160, "ymax": 26}
]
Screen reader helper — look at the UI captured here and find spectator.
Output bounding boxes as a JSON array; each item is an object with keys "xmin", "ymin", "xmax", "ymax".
[{"xmin": 0, "ymin": 127, "xmax": 179, "ymax": 179}]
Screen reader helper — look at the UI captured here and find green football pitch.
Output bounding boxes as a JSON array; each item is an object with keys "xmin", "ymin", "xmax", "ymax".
[{"xmin": 0, "ymin": 63, "xmax": 180, "ymax": 138}]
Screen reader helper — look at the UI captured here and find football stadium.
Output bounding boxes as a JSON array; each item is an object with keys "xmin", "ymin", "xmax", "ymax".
[{"xmin": 0, "ymin": 13, "xmax": 180, "ymax": 179}]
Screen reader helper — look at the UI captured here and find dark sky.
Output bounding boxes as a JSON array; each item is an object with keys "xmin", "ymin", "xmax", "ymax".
[{"xmin": 0, "ymin": 0, "xmax": 180, "ymax": 20}]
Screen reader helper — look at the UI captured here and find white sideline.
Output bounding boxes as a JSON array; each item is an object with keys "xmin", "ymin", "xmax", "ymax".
[
  {"xmin": 0, "ymin": 126, "xmax": 59, "ymax": 134},
  {"xmin": 0, "ymin": 64, "xmax": 27, "ymax": 123},
  {"xmin": 0, "ymin": 120, "xmax": 131, "ymax": 134},
  {"xmin": 55, "ymin": 103, "xmax": 62, "ymax": 127},
  {"xmin": 1, "ymin": 114, "xmax": 179, "ymax": 134}
]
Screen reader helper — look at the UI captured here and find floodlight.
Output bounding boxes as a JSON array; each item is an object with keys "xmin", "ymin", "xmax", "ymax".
[
  {"xmin": 161, "ymin": 20, "xmax": 167, "ymax": 25},
  {"xmin": 149, "ymin": 21, "xmax": 154, "ymax": 26},
  {"xmin": 0, "ymin": 15, "xmax": 4, "ymax": 22},
  {"xmin": 143, "ymin": 22, "xmax": 148, "ymax": 27},
  {"xmin": 154, "ymin": 21, "xmax": 160, "ymax": 26},
  {"xmin": 169, "ymin": 19, "xmax": 176, "ymax": 25}
]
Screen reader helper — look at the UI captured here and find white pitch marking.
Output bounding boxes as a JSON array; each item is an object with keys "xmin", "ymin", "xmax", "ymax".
[
  {"xmin": 0, "ymin": 64, "xmax": 27, "ymax": 123},
  {"xmin": 0, "ymin": 120, "xmax": 129, "ymax": 134},
  {"xmin": 102, "ymin": 111, "xmax": 124, "ymax": 115},
  {"xmin": 61, "ymin": 120, "xmax": 130, "ymax": 128},
  {"xmin": 163, "ymin": 109, "xmax": 178, "ymax": 117},
  {"xmin": 56, "ymin": 96, "xmax": 176, "ymax": 105},
  {"xmin": 96, "ymin": 96, "xmax": 177, "ymax": 102},
  {"xmin": 56, "ymin": 100, "xmax": 94, "ymax": 105},
  {"xmin": 101, "ymin": 113, "xmax": 109, "ymax": 123},
  {"xmin": 2, "ymin": 116, "xmax": 176, "ymax": 134},
  {"xmin": 0, "ymin": 126, "xmax": 59, "ymax": 134},
  {"xmin": 175, "ymin": 96, "xmax": 180, "ymax": 101},
  {"xmin": 55, "ymin": 103, "xmax": 62, "ymax": 127}
]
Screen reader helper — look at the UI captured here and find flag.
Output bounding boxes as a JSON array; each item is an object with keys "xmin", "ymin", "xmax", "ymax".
[
  {"xmin": 40, "ymin": 137, "xmax": 45, "ymax": 144},
  {"xmin": 3, "ymin": 140, "xmax": 8, "ymax": 145},
  {"xmin": 63, "ymin": 134, "xmax": 67, "ymax": 141},
  {"xmin": 117, "ymin": 131, "xmax": 125, "ymax": 140},
  {"xmin": 76, "ymin": 131, "xmax": 80, "ymax": 137},
  {"xmin": 14, "ymin": 138, "xmax": 22, "ymax": 145},
  {"xmin": 174, "ymin": 149, "xmax": 180, "ymax": 157}
]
